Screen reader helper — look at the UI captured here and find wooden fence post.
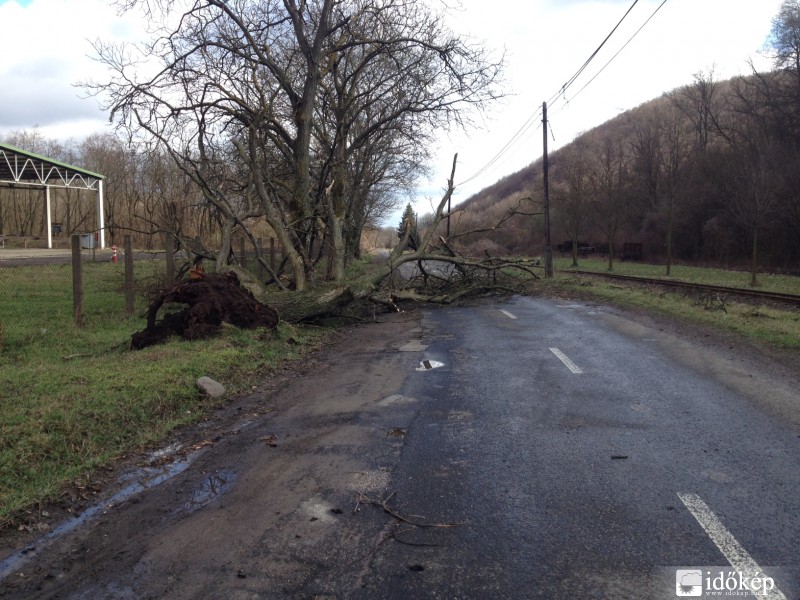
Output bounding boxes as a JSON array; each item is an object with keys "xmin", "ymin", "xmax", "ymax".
[
  {"xmin": 124, "ymin": 235, "xmax": 135, "ymax": 315},
  {"xmin": 165, "ymin": 234, "xmax": 175, "ymax": 284},
  {"xmin": 257, "ymin": 237, "xmax": 265, "ymax": 280},
  {"xmin": 270, "ymin": 237, "xmax": 276, "ymax": 272},
  {"xmin": 71, "ymin": 234, "xmax": 84, "ymax": 327},
  {"xmin": 239, "ymin": 237, "xmax": 247, "ymax": 269}
]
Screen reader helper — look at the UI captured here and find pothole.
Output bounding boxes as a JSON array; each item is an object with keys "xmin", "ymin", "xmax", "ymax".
[
  {"xmin": 376, "ymin": 394, "xmax": 418, "ymax": 407},
  {"xmin": 348, "ymin": 469, "xmax": 391, "ymax": 493},
  {"xmin": 399, "ymin": 340, "xmax": 428, "ymax": 352}
]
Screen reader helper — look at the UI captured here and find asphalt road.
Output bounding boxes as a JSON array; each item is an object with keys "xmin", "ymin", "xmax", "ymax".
[
  {"xmin": 1, "ymin": 297, "xmax": 798, "ymax": 599},
  {"xmin": 351, "ymin": 297, "xmax": 800, "ymax": 598}
]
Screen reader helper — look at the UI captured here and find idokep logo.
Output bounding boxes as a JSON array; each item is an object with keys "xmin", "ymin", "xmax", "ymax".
[
  {"xmin": 676, "ymin": 570, "xmax": 703, "ymax": 597},
  {"xmin": 674, "ymin": 568, "xmax": 779, "ymax": 597}
]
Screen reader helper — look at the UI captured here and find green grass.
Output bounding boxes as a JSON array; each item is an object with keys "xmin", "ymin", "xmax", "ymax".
[
  {"xmin": 0, "ymin": 261, "xmax": 329, "ymax": 523},
  {"xmin": 548, "ymin": 269, "xmax": 800, "ymax": 349},
  {"xmin": 555, "ymin": 257, "xmax": 800, "ymax": 295}
]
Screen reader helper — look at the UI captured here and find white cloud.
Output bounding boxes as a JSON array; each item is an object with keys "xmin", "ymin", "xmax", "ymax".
[{"xmin": 0, "ymin": 0, "xmax": 142, "ymax": 138}]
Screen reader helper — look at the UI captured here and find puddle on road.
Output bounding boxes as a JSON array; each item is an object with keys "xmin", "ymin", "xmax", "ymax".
[
  {"xmin": 176, "ymin": 469, "xmax": 236, "ymax": 515},
  {"xmin": 0, "ymin": 451, "xmax": 204, "ymax": 581}
]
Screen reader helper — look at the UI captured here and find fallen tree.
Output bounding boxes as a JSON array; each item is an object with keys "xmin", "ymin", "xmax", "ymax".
[
  {"xmin": 226, "ymin": 156, "xmax": 542, "ymax": 321},
  {"xmin": 131, "ymin": 156, "xmax": 541, "ymax": 348}
]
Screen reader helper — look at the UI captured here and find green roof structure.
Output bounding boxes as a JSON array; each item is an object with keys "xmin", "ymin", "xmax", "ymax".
[{"xmin": 0, "ymin": 142, "xmax": 107, "ymax": 248}]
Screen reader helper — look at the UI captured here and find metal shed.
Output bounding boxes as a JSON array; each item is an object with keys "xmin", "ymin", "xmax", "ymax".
[{"xmin": 0, "ymin": 141, "xmax": 106, "ymax": 249}]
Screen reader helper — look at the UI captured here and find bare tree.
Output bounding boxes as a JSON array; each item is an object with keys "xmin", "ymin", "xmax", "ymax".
[
  {"xmin": 88, "ymin": 0, "xmax": 503, "ymax": 291},
  {"xmin": 660, "ymin": 103, "xmax": 693, "ymax": 275},
  {"xmin": 727, "ymin": 133, "xmax": 781, "ymax": 286},
  {"xmin": 671, "ymin": 68, "xmax": 723, "ymax": 153},
  {"xmin": 555, "ymin": 141, "xmax": 592, "ymax": 267},
  {"xmin": 590, "ymin": 133, "xmax": 631, "ymax": 271}
]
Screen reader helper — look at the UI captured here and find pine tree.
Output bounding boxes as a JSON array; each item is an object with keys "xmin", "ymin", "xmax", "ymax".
[{"xmin": 397, "ymin": 203, "xmax": 419, "ymax": 250}]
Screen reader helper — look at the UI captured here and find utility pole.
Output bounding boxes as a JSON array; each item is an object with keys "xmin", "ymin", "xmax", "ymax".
[{"xmin": 542, "ymin": 101, "xmax": 553, "ymax": 278}]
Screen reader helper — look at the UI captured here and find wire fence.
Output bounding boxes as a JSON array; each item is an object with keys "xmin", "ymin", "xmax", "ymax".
[
  {"xmin": 0, "ymin": 235, "xmax": 285, "ymax": 354},
  {"xmin": 0, "ymin": 236, "xmax": 162, "ymax": 354}
]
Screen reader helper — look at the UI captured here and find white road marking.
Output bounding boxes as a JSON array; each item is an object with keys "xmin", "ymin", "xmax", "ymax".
[
  {"xmin": 498, "ymin": 309, "xmax": 517, "ymax": 320},
  {"xmin": 549, "ymin": 348, "xmax": 583, "ymax": 374},
  {"xmin": 678, "ymin": 492, "xmax": 786, "ymax": 600}
]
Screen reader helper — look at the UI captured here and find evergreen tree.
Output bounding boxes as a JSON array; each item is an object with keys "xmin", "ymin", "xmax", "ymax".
[{"xmin": 397, "ymin": 203, "xmax": 419, "ymax": 250}]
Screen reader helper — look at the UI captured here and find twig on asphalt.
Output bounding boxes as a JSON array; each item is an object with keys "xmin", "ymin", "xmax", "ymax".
[
  {"xmin": 355, "ymin": 491, "xmax": 465, "ymax": 529},
  {"xmin": 391, "ymin": 526, "xmax": 444, "ymax": 548}
]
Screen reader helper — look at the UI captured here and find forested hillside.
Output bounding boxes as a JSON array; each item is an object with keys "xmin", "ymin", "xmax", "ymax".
[{"xmin": 449, "ymin": 62, "xmax": 800, "ymax": 275}]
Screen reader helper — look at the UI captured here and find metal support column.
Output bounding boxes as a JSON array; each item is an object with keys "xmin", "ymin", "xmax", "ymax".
[
  {"xmin": 46, "ymin": 186, "xmax": 53, "ymax": 249},
  {"xmin": 98, "ymin": 179, "xmax": 106, "ymax": 249}
]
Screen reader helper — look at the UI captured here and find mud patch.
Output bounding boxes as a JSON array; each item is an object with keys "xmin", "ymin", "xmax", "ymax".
[{"xmin": 0, "ymin": 455, "xmax": 200, "ymax": 580}]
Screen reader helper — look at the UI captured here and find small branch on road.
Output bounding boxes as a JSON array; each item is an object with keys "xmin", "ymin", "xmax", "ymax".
[
  {"xmin": 354, "ymin": 492, "xmax": 466, "ymax": 529},
  {"xmin": 391, "ymin": 526, "xmax": 444, "ymax": 548}
]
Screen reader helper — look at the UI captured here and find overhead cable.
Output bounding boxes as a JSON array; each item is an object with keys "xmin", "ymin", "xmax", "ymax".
[
  {"xmin": 553, "ymin": 0, "xmax": 669, "ymax": 114},
  {"xmin": 455, "ymin": 0, "xmax": 667, "ymax": 189},
  {"xmin": 547, "ymin": 0, "xmax": 641, "ymax": 105}
]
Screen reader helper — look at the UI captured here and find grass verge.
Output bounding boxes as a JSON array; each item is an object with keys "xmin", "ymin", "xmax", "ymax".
[
  {"xmin": 546, "ymin": 270, "xmax": 800, "ymax": 349},
  {"xmin": 0, "ymin": 260, "xmax": 330, "ymax": 524},
  {"xmin": 554, "ymin": 257, "xmax": 800, "ymax": 294}
]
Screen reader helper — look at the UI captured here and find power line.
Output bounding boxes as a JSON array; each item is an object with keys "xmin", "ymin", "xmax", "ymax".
[
  {"xmin": 547, "ymin": 0, "xmax": 641, "ymax": 106},
  {"xmin": 455, "ymin": 107, "xmax": 542, "ymax": 186},
  {"xmin": 454, "ymin": 0, "xmax": 664, "ymax": 189},
  {"xmin": 553, "ymin": 0, "xmax": 669, "ymax": 114}
]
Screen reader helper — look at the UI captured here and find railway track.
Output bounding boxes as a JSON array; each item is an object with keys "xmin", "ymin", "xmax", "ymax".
[{"xmin": 561, "ymin": 269, "xmax": 800, "ymax": 306}]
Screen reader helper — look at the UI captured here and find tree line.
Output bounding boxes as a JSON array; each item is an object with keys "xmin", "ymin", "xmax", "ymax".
[
  {"xmin": 447, "ymin": 1, "xmax": 800, "ymax": 284},
  {"xmin": 0, "ymin": 128, "xmax": 224, "ymax": 250}
]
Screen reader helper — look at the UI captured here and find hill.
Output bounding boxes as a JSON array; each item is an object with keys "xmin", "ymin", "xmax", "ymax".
[{"xmin": 444, "ymin": 70, "xmax": 800, "ymax": 275}]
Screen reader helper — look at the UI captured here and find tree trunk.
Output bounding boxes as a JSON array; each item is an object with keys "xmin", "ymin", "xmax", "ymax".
[
  {"xmin": 666, "ymin": 196, "xmax": 674, "ymax": 276},
  {"xmin": 607, "ymin": 238, "xmax": 615, "ymax": 271},
  {"xmin": 750, "ymin": 224, "xmax": 759, "ymax": 287},
  {"xmin": 328, "ymin": 212, "xmax": 345, "ymax": 281}
]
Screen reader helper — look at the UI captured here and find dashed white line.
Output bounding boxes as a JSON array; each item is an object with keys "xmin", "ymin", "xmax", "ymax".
[
  {"xmin": 549, "ymin": 347, "xmax": 583, "ymax": 374},
  {"xmin": 678, "ymin": 492, "xmax": 786, "ymax": 599},
  {"xmin": 498, "ymin": 309, "xmax": 517, "ymax": 320}
]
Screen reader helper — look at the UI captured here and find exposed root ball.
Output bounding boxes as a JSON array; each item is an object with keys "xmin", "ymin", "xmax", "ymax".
[{"xmin": 131, "ymin": 272, "xmax": 279, "ymax": 350}]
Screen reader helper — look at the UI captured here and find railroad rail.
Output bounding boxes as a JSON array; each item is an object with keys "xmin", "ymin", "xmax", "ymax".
[{"xmin": 561, "ymin": 269, "xmax": 800, "ymax": 306}]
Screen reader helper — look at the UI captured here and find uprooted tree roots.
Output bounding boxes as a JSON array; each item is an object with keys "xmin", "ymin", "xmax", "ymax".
[{"xmin": 130, "ymin": 272, "xmax": 279, "ymax": 350}]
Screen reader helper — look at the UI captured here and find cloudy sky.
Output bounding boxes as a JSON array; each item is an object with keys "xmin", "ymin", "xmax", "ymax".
[{"xmin": 0, "ymin": 0, "xmax": 785, "ymax": 218}]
